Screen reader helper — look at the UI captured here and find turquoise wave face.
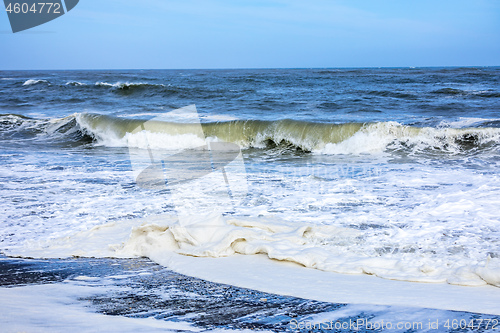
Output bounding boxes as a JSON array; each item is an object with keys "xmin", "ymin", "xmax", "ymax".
[{"xmin": 2, "ymin": 112, "xmax": 499, "ymax": 156}]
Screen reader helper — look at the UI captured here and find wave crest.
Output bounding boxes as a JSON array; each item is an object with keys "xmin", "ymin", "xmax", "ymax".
[
  {"xmin": 3, "ymin": 113, "xmax": 500, "ymax": 155},
  {"xmin": 94, "ymin": 81, "xmax": 166, "ymax": 90},
  {"xmin": 23, "ymin": 79, "xmax": 49, "ymax": 86}
]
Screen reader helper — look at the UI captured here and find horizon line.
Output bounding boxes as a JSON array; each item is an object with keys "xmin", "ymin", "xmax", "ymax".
[{"xmin": 1, "ymin": 65, "xmax": 499, "ymax": 71}]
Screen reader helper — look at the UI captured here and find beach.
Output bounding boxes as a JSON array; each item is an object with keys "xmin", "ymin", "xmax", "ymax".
[{"xmin": 2, "ymin": 254, "xmax": 500, "ymax": 332}]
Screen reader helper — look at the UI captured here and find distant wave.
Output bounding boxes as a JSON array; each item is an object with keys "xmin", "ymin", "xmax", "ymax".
[
  {"xmin": 17, "ymin": 79, "xmax": 497, "ymax": 99},
  {"xmin": 30, "ymin": 79, "xmax": 490, "ymax": 99},
  {"xmin": 92, "ymin": 81, "xmax": 226, "ymax": 98},
  {"xmin": 437, "ymin": 117, "xmax": 500, "ymax": 128},
  {"xmin": 473, "ymin": 91, "xmax": 500, "ymax": 98},
  {"xmin": 11, "ymin": 79, "xmax": 235, "ymax": 99},
  {"xmin": 366, "ymin": 90, "xmax": 417, "ymax": 99},
  {"xmin": 94, "ymin": 81, "xmax": 166, "ymax": 90},
  {"xmin": 0, "ymin": 113, "xmax": 40, "ymax": 132},
  {"xmin": 431, "ymin": 87, "xmax": 500, "ymax": 98},
  {"xmin": 432, "ymin": 88, "xmax": 465, "ymax": 95},
  {"xmin": 22, "ymin": 79, "xmax": 49, "ymax": 86}
]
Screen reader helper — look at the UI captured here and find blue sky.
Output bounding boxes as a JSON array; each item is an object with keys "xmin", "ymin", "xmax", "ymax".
[{"xmin": 1, "ymin": 0, "xmax": 499, "ymax": 69}]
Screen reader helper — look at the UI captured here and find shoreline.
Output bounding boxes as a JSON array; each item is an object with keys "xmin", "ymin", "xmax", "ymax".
[
  {"xmin": 151, "ymin": 252, "xmax": 500, "ymax": 316},
  {"xmin": 1, "ymin": 254, "xmax": 499, "ymax": 332}
]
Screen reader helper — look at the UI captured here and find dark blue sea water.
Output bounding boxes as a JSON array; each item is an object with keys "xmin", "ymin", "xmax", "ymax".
[{"xmin": 1, "ymin": 67, "xmax": 499, "ymax": 124}]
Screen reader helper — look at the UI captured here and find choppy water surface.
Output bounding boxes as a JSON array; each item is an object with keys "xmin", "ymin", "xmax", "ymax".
[{"xmin": 1, "ymin": 67, "xmax": 500, "ymax": 288}]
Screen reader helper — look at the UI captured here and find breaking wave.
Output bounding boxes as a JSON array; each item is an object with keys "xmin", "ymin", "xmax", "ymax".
[
  {"xmin": 8, "ymin": 79, "xmax": 230, "ymax": 98},
  {"xmin": 2, "ymin": 113, "xmax": 500, "ymax": 155},
  {"xmin": 5, "ymin": 213, "xmax": 500, "ymax": 287},
  {"xmin": 91, "ymin": 81, "xmax": 224, "ymax": 97},
  {"xmin": 94, "ymin": 81, "xmax": 166, "ymax": 90},
  {"xmin": 74, "ymin": 113, "xmax": 500, "ymax": 155}
]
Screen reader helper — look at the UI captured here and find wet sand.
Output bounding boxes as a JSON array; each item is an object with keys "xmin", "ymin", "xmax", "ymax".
[{"xmin": 1, "ymin": 254, "xmax": 498, "ymax": 332}]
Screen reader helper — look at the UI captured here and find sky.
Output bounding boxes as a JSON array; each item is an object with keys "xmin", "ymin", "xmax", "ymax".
[{"xmin": 0, "ymin": 0, "xmax": 499, "ymax": 69}]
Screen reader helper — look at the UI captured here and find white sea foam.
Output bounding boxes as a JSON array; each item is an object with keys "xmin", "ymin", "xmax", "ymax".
[
  {"xmin": 3, "ymin": 123, "xmax": 499, "ymax": 293},
  {"xmin": 154, "ymin": 255, "xmax": 500, "ymax": 314},
  {"xmin": 6, "ymin": 273, "xmax": 486, "ymax": 331},
  {"xmin": 94, "ymin": 81, "xmax": 166, "ymax": 88},
  {"xmin": 3, "ymin": 112, "xmax": 500, "ymax": 316},
  {"xmin": 127, "ymin": 131, "xmax": 208, "ymax": 149},
  {"xmin": 6, "ymin": 210, "xmax": 499, "ymax": 289},
  {"xmin": 66, "ymin": 81, "xmax": 86, "ymax": 86},
  {"xmin": 201, "ymin": 114, "xmax": 239, "ymax": 122},
  {"xmin": 318, "ymin": 122, "xmax": 398, "ymax": 154}
]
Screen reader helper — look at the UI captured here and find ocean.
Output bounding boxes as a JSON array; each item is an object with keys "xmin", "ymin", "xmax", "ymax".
[{"xmin": 1, "ymin": 67, "xmax": 500, "ymax": 331}]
